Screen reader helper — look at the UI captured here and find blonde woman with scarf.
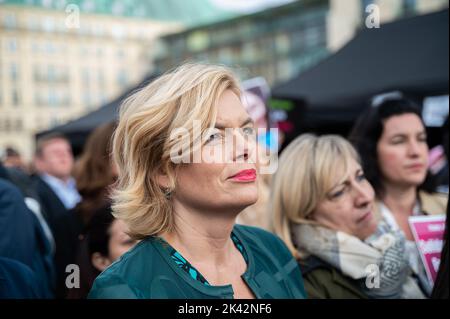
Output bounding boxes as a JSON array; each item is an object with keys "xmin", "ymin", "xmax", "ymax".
[{"xmin": 272, "ymin": 134, "xmax": 426, "ymax": 299}]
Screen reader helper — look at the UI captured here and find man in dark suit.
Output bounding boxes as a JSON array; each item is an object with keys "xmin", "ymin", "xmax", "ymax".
[
  {"xmin": 33, "ymin": 133, "xmax": 81, "ymax": 233},
  {"xmin": 32, "ymin": 133, "xmax": 81, "ymax": 298}
]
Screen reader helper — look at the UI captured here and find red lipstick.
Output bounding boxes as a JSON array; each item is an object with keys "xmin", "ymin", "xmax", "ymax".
[{"xmin": 229, "ymin": 169, "xmax": 256, "ymax": 182}]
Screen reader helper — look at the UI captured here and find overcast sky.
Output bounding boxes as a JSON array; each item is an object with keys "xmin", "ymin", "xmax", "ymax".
[{"xmin": 211, "ymin": 0, "xmax": 296, "ymax": 13}]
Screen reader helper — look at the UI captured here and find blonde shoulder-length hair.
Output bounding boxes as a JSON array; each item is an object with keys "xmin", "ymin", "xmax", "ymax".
[
  {"xmin": 271, "ymin": 134, "xmax": 361, "ymax": 258},
  {"xmin": 112, "ymin": 63, "xmax": 241, "ymax": 239}
]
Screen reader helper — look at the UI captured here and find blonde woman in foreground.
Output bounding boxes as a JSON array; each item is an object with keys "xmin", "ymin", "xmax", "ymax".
[
  {"xmin": 88, "ymin": 63, "xmax": 306, "ymax": 299},
  {"xmin": 272, "ymin": 134, "xmax": 426, "ymax": 299}
]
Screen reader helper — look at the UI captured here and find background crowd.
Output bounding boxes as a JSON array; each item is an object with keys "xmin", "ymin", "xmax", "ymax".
[{"xmin": 0, "ymin": 93, "xmax": 448, "ymax": 299}]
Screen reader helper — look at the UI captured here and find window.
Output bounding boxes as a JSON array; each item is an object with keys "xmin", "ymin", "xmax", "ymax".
[
  {"xmin": 15, "ymin": 119, "xmax": 23, "ymax": 132},
  {"xmin": 10, "ymin": 63, "xmax": 19, "ymax": 81},
  {"xmin": 49, "ymin": 90, "xmax": 57, "ymax": 106},
  {"xmin": 35, "ymin": 92, "xmax": 42, "ymax": 106},
  {"xmin": 116, "ymin": 48, "xmax": 125, "ymax": 59},
  {"xmin": 6, "ymin": 38, "xmax": 18, "ymax": 53},
  {"xmin": 27, "ymin": 16, "xmax": 40, "ymax": 31},
  {"xmin": 45, "ymin": 42, "xmax": 57, "ymax": 54},
  {"xmin": 361, "ymin": 0, "xmax": 374, "ymax": 19},
  {"xmin": 117, "ymin": 70, "xmax": 127, "ymax": 86},
  {"xmin": 304, "ymin": 26, "xmax": 322, "ymax": 49},
  {"xmin": 48, "ymin": 65, "xmax": 56, "ymax": 82},
  {"xmin": 3, "ymin": 13, "xmax": 17, "ymax": 29},
  {"xmin": 275, "ymin": 34, "xmax": 290, "ymax": 55},
  {"xmin": 82, "ymin": 68, "xmax": 90, "ymax": 86},
  {"xmin": 12, "ymin": 89, "xmax": 20, "ymax": 107},
  {"xmin": 403, "ymin": 0, "xmax": 417, "ymax": 15},
  {"xmin": 32, "ymin": 42, "xmax": 40, "ymax": 53},
  {"xmin": 83, "ymin": 92, "xmax": 91, "ymax": 107},
  {"xmin": 98, "ymin": 70, "xmax": 105, "ymax": 87}
]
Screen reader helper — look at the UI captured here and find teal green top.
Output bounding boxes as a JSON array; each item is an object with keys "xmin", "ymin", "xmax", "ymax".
[
  {"xmin": 162, "ymin": 231, "xmax": 248, "ymax": 286},
  {"xmin": 88, "ymin": 225, "xmax": 306, "ymax": 299}
]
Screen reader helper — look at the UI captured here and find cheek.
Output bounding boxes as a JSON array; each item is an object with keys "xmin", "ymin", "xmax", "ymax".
[
  {"xmin": 378, "ymin": 146, "xmax": 403, "ymax": 172},
  {"xmin": 316, "ymin": 202, "xmax": 349, "ymax": 228},
  {"xmin": 177, "ymin": 164, "xmax": 226, "ymax": 194}
]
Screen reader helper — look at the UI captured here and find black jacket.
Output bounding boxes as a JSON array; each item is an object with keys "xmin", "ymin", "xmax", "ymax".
[{"xmin": 0, "ymin": 178, "xmax": 55, "ymax": 298}]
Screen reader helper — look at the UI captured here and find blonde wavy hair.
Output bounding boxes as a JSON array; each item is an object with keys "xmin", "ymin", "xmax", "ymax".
[
  {"xmin": 111, "ymin": 63, "xmax": 241, "ymax": 239},
  {"xmin": 271, "ymin": 134, "xmax": 361, "ymax": 258}
]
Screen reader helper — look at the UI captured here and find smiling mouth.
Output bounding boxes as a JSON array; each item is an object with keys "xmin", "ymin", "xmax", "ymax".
[{"xmin": 229, "ymin": 169, "xmax": 257, "ymax": 182}]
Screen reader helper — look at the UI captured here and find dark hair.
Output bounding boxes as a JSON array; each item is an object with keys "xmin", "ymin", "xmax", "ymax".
[
  {"xmin": 73, "ymin": 122, "xmax": 117, "ymax": 225},
  {"xmin": 348, "ymin": 97, "xmax": 435, "ymax": 197},
  {"xmin": 35, "ymin": 132, "xmax": 70, "ymax": 157},
  {"xmin": 67, "ymin": 205, "xmax": 115, "ymax": 299},
  {"xmin": 86, "ymin": 206, "xmax": 115, "ymax": 258},
  {"xmin": 5, "ymin": 146, "xmax": 20, "ymax": 157}
]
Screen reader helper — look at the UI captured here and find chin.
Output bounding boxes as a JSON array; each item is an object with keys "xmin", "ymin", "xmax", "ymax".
[
  {"xmin": 405, "ymin": 176, "xmax": 427, "ymax": 187},
  {"xmin": 234, "ymin": 190, "xmax": 259, "ymax": 207}
]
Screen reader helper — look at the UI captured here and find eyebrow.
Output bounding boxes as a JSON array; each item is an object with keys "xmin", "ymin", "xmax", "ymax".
[
  {"xmin": 329, "ymin": 168, "xmax": 363, "ymax": 191},
  {"xmin": 214, "ymin": 117, "xmax": 254, "ymax": 130},
  {"xmin": 389, "ymin": 131, "xmax": 427, "ymax": 138}
]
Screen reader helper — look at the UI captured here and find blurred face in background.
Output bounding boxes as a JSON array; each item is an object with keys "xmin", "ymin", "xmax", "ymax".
[
  {"xmin": 92, "ymin": 219, "xmax": 138, "ymax": 271},
  {"xmin": 312, "ymin": 158, "xmax": 377, "ymax": 240},
  {"xmin": 35, "ymin": 138, "xmax": 74, "ymax": 181},
  {"xmin": 377, "ymin": 113, "xmax": 428, "ymax": 188},
  {"xmin": 107, "ymin": 219, "xmax": 137, "ymax": 261}
]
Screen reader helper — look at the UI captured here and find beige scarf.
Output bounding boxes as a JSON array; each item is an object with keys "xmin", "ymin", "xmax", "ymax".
[{"xmin": 291, "ymin": 222, "xmax": 426, "ymax": 299}]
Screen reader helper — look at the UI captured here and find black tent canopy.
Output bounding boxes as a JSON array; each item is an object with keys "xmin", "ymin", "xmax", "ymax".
[
  {"xmin": 271, "ymin": 9, "xmax": 449, "ymax": 134},
  {"xmin": 36, "ymin": 74, "xmax": 158, "ymax": 155}
]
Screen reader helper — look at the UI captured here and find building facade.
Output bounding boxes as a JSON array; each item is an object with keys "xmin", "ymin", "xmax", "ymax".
[
  {"xmin": 0, "ymin": 0, "xmax": 235, "ymax": 160},
  {"xmin": 154, "ymin": 0, "xmax": 330, "ymax": 86},
  {"xmin": 154, "ymin": 0, "xmax": 448, "ymax": 84}
]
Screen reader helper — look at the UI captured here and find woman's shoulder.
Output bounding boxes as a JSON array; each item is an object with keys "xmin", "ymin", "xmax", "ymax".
[
  {"xmin": 88, "ymin": 238, "xmax": 162, "ymax": 299},
  {"xmin": 233, "ymin": 224, "xmax": 293, "ymax": 261},
  {"xmin": 234, "ymin": 224, "xmax": 285, "ymax": 247},
  {"xmin": 419, "ymin": 191, "xmax": 448, "ymax": 215},
  {"xmin": 299, "ymin": 257, "xmax": 367, "ymax": 299}
]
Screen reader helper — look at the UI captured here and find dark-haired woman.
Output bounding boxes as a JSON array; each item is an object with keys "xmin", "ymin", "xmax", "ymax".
[{"xmin": 349, "ymin": 98, "xmax": 448, "ymax": 296}]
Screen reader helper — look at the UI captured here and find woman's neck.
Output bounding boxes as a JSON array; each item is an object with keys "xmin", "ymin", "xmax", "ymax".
[
  {"xmin": 161, "ymin": 202, "xmax": 238, "ymax": 267},
  {"xmin": 381, "ymin": 183, "xmax": 418, "ymax": 216}
]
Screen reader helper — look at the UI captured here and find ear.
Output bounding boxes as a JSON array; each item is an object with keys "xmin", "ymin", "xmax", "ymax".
[
  {"xmin": 156, "ymin": 172, "xmax": 170, "ymax": 189},
  {"xmin": 91, "ymin": 252, "xmax": 112, "ymax": 272}
]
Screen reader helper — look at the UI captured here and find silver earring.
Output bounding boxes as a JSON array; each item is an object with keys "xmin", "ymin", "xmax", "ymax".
[{"xmin": 164, "ymin": 188, "xmax": 172, "ymax": 199}]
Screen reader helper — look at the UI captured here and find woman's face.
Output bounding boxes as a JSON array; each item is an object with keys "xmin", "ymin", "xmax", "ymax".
[
  {"xmin": 173, "ymin": 89, "xmax": 258, "ymax": 215},
  {"xmin": 107, "ymin": 219, "xmax": 138, "ymax": 261},
  {"xmin": 312, "ymin": 158, "xmax": 377, "ymax": 240},
  {"xmin": 377, "ymin": 113, "xmax": 428, "ymax": 188}
]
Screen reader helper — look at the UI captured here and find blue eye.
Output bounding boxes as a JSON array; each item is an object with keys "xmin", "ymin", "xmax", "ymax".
[
  {"xmin": 242, "ymin": 127, "xmax": 255, "ymax": 135},
  {"xmin": 356, "ymin": 174, "xmax": 366, "ymax": 182},
  {"xmin": 330, "ymin": 189, "xmax": 345, "ymax": 199},
  {"xmin": 206, "ymin": 132, "xmax": 222, "ymax": 143}
]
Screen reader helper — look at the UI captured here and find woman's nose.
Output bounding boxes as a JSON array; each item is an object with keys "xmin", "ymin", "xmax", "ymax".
[
  {"xmin": 407, "ymin": 139, "xmax": 424, "ymax": 158},
  {"xmin": 233, "ymin": 129, "xmax": 252, "ymax": 162},
  {"xmin": 353, "ymin": 183, "xmax": 373, "ymax": 207}
]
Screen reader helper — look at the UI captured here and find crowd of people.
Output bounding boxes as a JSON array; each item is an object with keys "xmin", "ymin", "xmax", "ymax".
[{"xmin": 0, "ymin": 63, "xmax": 448, "ymax": 299}]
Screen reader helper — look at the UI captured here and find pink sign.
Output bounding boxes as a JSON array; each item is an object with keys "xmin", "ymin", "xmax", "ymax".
[{"xmin": 409, "ymin": 215, "xmax": 446, "ymax": 286}]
